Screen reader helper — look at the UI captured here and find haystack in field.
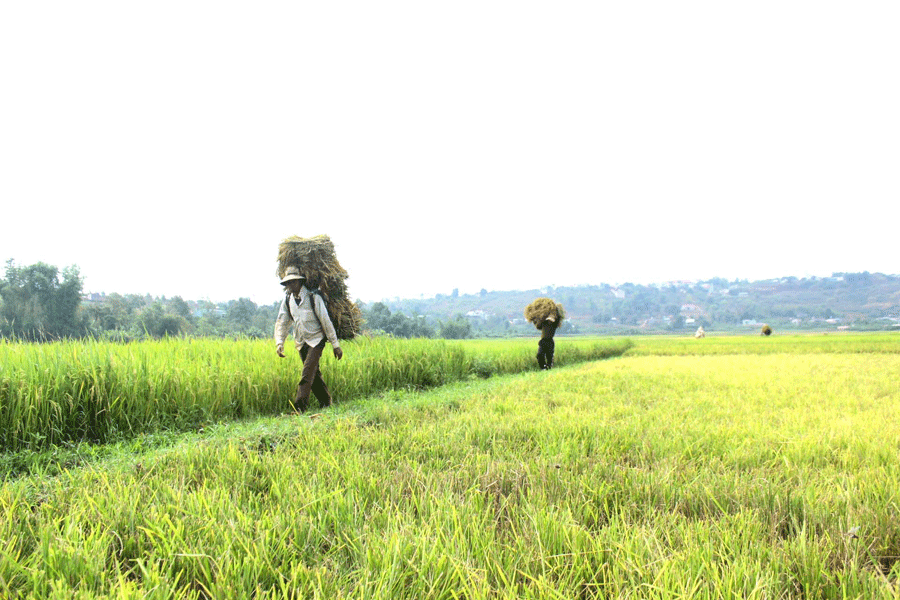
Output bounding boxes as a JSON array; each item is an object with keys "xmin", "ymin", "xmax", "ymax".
[
  {"xmin": 524, "ymin": 297, "xmax": 565, "ymax": 329},
  {"xmin": 277, "ymin": 234, "xmax": 361, "ymax": 340}
]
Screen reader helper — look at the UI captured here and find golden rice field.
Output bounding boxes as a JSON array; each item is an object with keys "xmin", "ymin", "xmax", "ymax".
[
  {"xmin": 0, "ymin": 333, "xmax": 899, "ymax": 598},
  {"xmin": 0, "ymin": 336, "xmax": 632, "ymax": 452}
]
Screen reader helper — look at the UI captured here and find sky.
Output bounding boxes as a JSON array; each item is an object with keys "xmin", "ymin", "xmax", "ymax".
[{"xmin": 2, "ymin": 2, "xmax": 898, "ymax": 306}]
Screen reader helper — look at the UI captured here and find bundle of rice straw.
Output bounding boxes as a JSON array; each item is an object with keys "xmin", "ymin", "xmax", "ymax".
[
  {"xmin": 524, "ymin": 297, "xmax": 565, "ymax": 329},
  {"xmin": 277, "ymin": 234, "xmax": 361, "ymax": 340}
]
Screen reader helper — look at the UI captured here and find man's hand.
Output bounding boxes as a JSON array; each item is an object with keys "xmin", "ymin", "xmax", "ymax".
[
  {"xmin": 333, "ymin": 346, "xmax": 343, "ymax": 360},
  {"xmin": 276, "ymin": 343, "xmax": 285, "ymax": 358}
]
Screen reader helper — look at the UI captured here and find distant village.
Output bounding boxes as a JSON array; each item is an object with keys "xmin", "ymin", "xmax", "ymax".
[{"xmin": 76, "ymin": 272, "xmax": 900, "ymax": 338}]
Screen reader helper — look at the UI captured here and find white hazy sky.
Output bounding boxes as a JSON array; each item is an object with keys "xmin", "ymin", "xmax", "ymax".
[{"xmin": 2, "ymin": 2, "xmax": 897, "ymax": 305}]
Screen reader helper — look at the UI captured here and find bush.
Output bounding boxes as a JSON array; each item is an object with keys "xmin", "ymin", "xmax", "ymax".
[{"xmin": 439, "ymin": 317, "xmax": 472, "ymax": 339}]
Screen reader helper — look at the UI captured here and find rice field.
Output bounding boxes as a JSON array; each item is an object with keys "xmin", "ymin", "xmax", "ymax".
[
  {"xmin": 1, "ymin": 333, "xmax": 899, "ymax": 598},
  {"xmin": 0, "ymin": 336, "xmax": 632, "ymax": 452},
  {"xmin": 625, "ymin": 331, "xmax": 900, "ymax": 357}
]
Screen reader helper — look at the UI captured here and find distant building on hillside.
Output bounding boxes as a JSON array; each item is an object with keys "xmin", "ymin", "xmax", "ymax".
[{"xmin": 680, "ymin": 304, "xmax": 702, "ymax": 317}]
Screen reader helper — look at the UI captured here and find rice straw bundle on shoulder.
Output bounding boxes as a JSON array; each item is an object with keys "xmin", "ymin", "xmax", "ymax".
[
  {"xmin": 277, "ymin": 234, "xmax": 361, "ymax": 340},
  {"xmin": 524, "ymin": 298, "xmax": 565, "ymax": 329}
]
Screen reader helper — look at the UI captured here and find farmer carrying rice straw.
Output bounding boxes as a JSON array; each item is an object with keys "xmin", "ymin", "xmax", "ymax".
[
  {"xmin": 524, "ymin": 298, "xmax": 564, "ymax": 370},
  {"xmin": 274, "ymin": 266, "xmax": 343, "ymax": 412},
  {"xmin": 274, "ymin": 235, "xmax": 358, "ymax": 412}
]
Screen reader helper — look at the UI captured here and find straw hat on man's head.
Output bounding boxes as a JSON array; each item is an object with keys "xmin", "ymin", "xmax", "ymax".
[{"xmin": 280, "ymin": 266, "xmax": 305, "ymax": 285}]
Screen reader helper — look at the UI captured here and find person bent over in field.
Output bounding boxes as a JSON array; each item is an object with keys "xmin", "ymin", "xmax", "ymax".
[{"xmin": 274, "ymin": 266, "xmax": 343, "ymax": 412}]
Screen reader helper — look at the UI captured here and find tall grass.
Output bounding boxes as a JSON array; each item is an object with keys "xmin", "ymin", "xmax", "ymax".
[
  {"xmin": 0, "ymin": 336, "xmax": 632, "ymax": 451},
  {"xmin": 0, "ymin": 337, "xmax": 898, "ymax": 597}
]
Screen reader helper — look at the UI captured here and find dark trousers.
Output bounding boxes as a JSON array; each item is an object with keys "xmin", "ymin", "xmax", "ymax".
[
  {"xmin": 537, "ymin": 337, "xmax": 555, "ymax": 370},
  {"xmin": 293, "ymin": 340, "xmax": 332, "ymax": 411}
]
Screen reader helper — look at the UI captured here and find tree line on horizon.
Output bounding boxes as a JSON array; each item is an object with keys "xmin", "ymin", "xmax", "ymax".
[
  {"xmin": 0, "ymin": 260, "xmax": 476, "ymax": 342},
  {"xmin": 383, "ymin": 271, "xmax": 900, "ymax": 335},
  {"xmin": 3, "ymin": 259, "xmax": 897, "ymax": 342}
]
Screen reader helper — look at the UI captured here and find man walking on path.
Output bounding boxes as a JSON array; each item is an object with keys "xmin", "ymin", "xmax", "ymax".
[
  {"xmin": 274, "ymin": 266, "xmax": 344, "ymax": 412},
  {"xmin": 524, "ymin": 297, "xmax": 564, "ymax": 371},
  {"xmin": 535, "ymin": 314, "xmax": 558, "ymax": 370}
]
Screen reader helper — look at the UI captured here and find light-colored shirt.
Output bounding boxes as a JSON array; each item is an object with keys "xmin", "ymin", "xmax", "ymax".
[{"xmin": 274, "ymin": 286, "xmax": 340, "ymax": 351}]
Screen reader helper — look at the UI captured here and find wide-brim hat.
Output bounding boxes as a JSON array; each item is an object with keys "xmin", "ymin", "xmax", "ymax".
[{"xmin": 280, "ymin": 266, "xmax": 305, "ymax": 285}]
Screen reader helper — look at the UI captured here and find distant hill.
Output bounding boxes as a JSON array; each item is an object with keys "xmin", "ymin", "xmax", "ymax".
[{"xmin": 374, "ymin": 272, "xmax": 900, "ymax": 336}]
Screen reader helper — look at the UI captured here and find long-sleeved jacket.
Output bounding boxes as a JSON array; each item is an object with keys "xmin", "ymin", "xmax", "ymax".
[
  {"xmin": 538, "ymin": 317, "xmax": 558, "ymax": 340},
  {"xmin": 274, "ymin": 286, "xmax": 340, "ymax": 351}
]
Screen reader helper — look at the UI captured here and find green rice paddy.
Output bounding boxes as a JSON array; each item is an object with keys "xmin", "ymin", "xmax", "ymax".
[{"xmin": 0, "ymin": 333, "xmax": 898, "ymax": 598}]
